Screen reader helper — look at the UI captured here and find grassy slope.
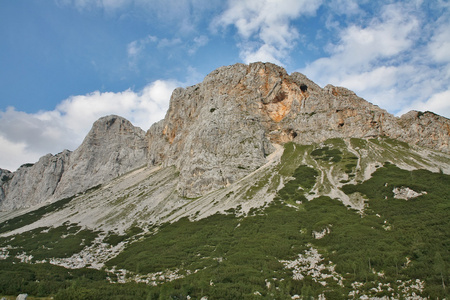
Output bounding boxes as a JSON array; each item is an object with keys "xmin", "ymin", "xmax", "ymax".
[{"xmin": 0, "ymin": 138, "xmax": 449, "ymax": 299}]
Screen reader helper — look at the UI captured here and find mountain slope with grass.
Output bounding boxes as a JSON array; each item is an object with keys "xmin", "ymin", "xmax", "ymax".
[
  {"xmin": 0, "ymin": 62, "xmax": 449, "ymax": 299},
  {"xmin": 1, "ymin": 137, "xmax": 449, "ymax": 299},
  {"xmin": 1, "ymin": 62, "xmax": 449, "ymax": 211}
]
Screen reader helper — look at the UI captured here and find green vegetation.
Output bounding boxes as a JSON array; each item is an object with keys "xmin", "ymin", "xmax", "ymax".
[
  {"xmin": 243, "ymin": 170, "xmax": 272, "ymax": 199},
  {"xmin": 0, "ymin": 223, "xmax": 98, "ymax": 261},
  {"xmin": 278, "ymin": 142, "xmax": 312, "ymax": 176},
  {"xmin": 0, "ymin": 196, "xmax": 75, "ymax": 234},
  {"xmin": 0, "ymin": 261, "xmax": 108, "ymax": 298},
  {"xmin": 276, "ymin": 165, "xmax": 318, "ymax": 204},
  {"xmin": 0, "ymin": 139, "xmax": 448, "ymax": 299},
  {"xmin": 341, "ymin": 163, "xmax": 450, "ymax": 298},
  {"xmin": 20, "ymin": 163, "xmax": 34, "ymax": 168},
  {"xmin": 311, "ymin": 146, "xmax": 342, "ymax": 163}
]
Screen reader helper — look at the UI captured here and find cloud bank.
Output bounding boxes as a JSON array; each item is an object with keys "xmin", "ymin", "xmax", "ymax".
[
  {"xmin": 213, "ymin": 0, "xmax": 322, "ymax": 65},
  {"xmin": 301, "ymin": 2, "xmax": 450, "ymax": 117},
  {"xmin": 0, "ymin": 80, "xmax": 177, "ymax": 171}
]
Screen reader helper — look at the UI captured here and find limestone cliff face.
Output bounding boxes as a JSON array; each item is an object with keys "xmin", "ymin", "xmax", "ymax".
[
  {"xmin": 2, "ymin": 62, "xmax": 449, "ymax": 210},
  {"xmin": 0, "ymin": 115, "xmax": 147, "ymax": 210},
  {"xmin": 148, "ymin": 62, "xmax": 449, "ymax": 198},
  {"xmin": 0, "ymin": 151, "xmax": 71, "ymax": 210},
  {"xmin": 52, "ymin": 115, "xmax": 148, "ymax": 200},
  {"xmin": 148, "ymin": 63, "xmax": 274, "ymax": 197},
  {"xmin": 0, "ymin": 169, "xmax": 13, "ymax": 207},
  {"xmin": 396, "ymin": 111, "xmax": 449, "ymax": 152}
]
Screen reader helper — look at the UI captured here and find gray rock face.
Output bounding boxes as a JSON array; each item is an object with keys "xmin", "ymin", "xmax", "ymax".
[
  {"xmin": 53, "ymin": 115, "xmax": 148, "ymax": 200},
  {"xmin": 148, "ymin": 62, "xmax": 449, "ymax": 198},
  {"xmin": 148, "ymin": 63, "xmax": 275, "ymax": 197},
  {"xmin": 0, "ymin": 151, "xmax": 70, "ymax": 210},
  {"xmin": 2, "ymin": 62, "xmax": 449, "ymax": 210},
  {"xmin": 0, "ymin": 168, "xmax": 13, "ymax": 209},
  {"xmin": 0, "ymin": 115, "xmax": 147, "ymax": 210},
  {"xmin": 396, "ymin": 111, "xmax": 449, "ymax": 152}
]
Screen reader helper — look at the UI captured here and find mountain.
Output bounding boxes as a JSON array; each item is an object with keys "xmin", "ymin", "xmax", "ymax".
[
  {"xmin": 1, "ymin": 63, "xmax": 448, "ymax": 211},
  {"xmin": 0, "ymin": 115, "xmax": 147, "ymax": 211},
  {"xmin": 0, "ymin": 62, "xmax": 449, "ymax": 299}
]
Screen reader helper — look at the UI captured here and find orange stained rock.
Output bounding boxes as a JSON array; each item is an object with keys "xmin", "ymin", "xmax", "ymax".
[
  {"xmin": 263, "ymin": 81, "xmax": 302, "ymax": 122},
  {"xmin": 264, "ymin": 101, "xmax": 291, "ymax": 122}
]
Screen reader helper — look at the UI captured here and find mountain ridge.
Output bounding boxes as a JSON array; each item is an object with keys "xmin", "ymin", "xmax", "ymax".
[
  {"xmin": 0, "ymin": 61, "xmax": 449, "ymax": 298},
  {"xmin": 0, "ymin": 62, "xmax": 449, "ymax": 211}
]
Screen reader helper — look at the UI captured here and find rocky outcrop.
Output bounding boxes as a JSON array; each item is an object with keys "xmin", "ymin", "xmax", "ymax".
[
  {"xmin": 393, "ymin": 187, "xmax": 427, "ymax": 200},
  {"xmin": 0, "ymin": 168, "xmax": 13, "ymax": 207},
  {"xmin": 0, "ymin": 151, "xmax": 70, "ymax": 210},
  {"xmin": 52, "ymin": 115, "xmax": 148, "ymax": 200},
  {"xmin": 2, "ymin": 62, "xmax": 449, "ymax": 210},
  {"xmin": 396, "ymin": 111, "xmax": 449, "ymax": 152},
  {"xmin": 16, "ymin": 294, "xmax": 28, "ymax": 300},
  {"xmin": 148, "ymin": 62, "xmax": 449, "ymax": 197},
  {"xmin": 0, "ymin": 115, "xmax": 147, "ymax": 210},
  {"xmin": 148, "ymin": 63, "xmax": 274, "ymax": 197}
]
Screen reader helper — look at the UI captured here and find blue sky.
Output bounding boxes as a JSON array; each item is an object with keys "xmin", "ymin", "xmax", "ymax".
[{"xmin": 1, "ymin": 0, "xmax": 449, "ymax": 171}]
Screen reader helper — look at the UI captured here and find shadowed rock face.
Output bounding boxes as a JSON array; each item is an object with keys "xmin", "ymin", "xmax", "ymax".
[{"xmin": 1, "ymin": 62, "xmax": 449, "ymax": 209}]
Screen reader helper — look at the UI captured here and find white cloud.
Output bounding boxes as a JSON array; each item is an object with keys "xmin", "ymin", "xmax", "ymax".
[
  {"xmin": 301, "ymin": 3, "xmax": 437, "ymax": 114},
  {"xmin": 59, "ymin": 0, "xmax": 224, "ymax": 34},
  {"xmin": 298, "ymin": 2, "xmax": 450, "ymax": 119},
  {"xmin": 0, "ymin": 80, "xmax": 178, "ymax": 171},
  {"xmin": 306, "ymin": 3, "xmax": 419, "ymax": 76},
  {"xmin": 213, "ymin": 0, "xmax": 322, "ymax": 65},
  {"xmin": 0, "ymin": 133, "xmax": 42, "ymax": 171},
  {"xmin": 428, "ymin": 22, "xmax": 450, "ymax": 64},
  {"xmin": 398, "ymin": 90, "xmax": 450, "ymax": 118},
  {"xmin": 327, "ymin": 0, "xmax": 362, "ymax": 16}
]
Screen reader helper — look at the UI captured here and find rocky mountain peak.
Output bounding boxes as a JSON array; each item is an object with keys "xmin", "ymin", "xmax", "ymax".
[
  {"xmin": 0, "ymin": 115, "xmax": 147, "ymax": 211},
  {"xmin": 51, "ymin": 115, "xmax": 148, "ymax": 201},
  {"xmin": 147, "ymin": 62, "xmax": 449, "ymax": 198},
  {"xmin": 1, "ymin": 62, "xmax": 449, "ymax": 210}
]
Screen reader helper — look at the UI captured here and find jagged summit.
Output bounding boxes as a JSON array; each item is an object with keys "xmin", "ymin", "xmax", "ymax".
[
  {"xmin": 1, "ymin": 63, "xmax": 449, "ymax": 300},
  {"xmin": 147, "ymin": 62, "xmax": 449, "ymax": 197},
  {"xmin": 0, "ymin": 115, "xmax": 147, "ymax": 211},
  {"xmin": 1, "ymin": 62, "xmax": 449, "ymax": 210}
]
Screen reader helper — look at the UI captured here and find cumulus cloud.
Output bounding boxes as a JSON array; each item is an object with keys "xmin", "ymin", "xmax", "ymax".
[
  {"xmin": 427, "ymin": 19, "xmax": 450, "ymax": 80},
  {"xmin": 304, "ymin": 3, "xmax": 419, "ymax": 78},
  {"xmin": 398, "ymin": 90, "xmax": 450, "ymax": 118},
  {"xmin": 213, "ymin": 0, "xmax": 322, "ymax": 65},
  {"xmin": 127, "ymin": 35, "xmax": 207, "ymax": 69},
  {"xmin": 0, "ymin": 133, "xmax": 42, "ymax": 172},
  {"xmin": 301, "ymin": 2, "xmax": 450, "ymax": 117},
  {"xmin": 327, "ymin": 0, "xmax": 362, "ymax": 16},
  {"xmin": 127, "ymin": 35, "xmax": 157, "ymax": 58},
  {"xmin": 0, "ymin": 80, "xmax": 178, "ymax": 171}
]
